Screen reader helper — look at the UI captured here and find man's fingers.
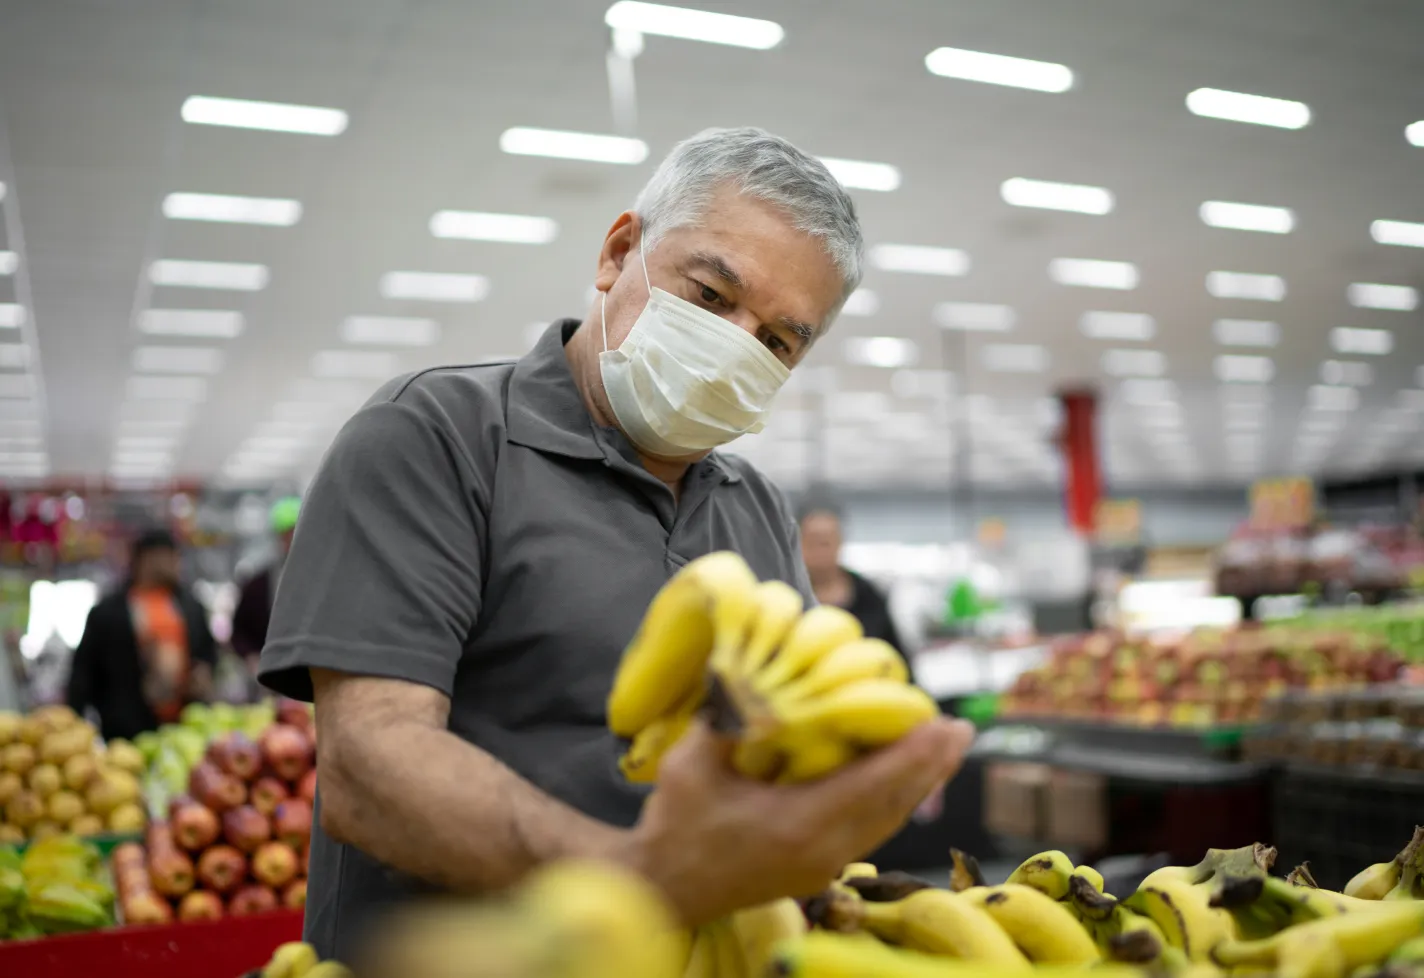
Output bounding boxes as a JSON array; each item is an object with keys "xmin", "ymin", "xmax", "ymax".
[{"xmin": 806, "ymin": 718, "xmax": 975, "ymax": 816}]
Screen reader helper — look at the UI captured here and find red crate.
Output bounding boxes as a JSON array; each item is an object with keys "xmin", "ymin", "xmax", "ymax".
[{"xmin": 0, "ymin": 909, "xmax": 302, "ymax": 978}]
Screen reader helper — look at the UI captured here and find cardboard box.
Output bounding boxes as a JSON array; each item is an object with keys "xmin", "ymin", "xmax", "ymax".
[
  {"xmin": 1045, "ymin": 768, "xmax": 1108, "ymax": 850},
  {"xmin": 983, "ymin": 762, "xmax": 1051, "ymax": 839}
]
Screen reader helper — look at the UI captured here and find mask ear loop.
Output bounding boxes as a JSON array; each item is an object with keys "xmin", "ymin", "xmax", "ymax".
[{"xmin": 601, "ymin": 225, "xmax": 654, "ymax": 355}]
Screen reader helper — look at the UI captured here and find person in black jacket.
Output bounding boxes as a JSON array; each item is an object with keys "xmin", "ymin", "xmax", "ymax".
[
  {"xmin": 65, "ymin": 529, "xmax": 217, "ymax": 740},
  {"xmin": 798, "ymin": 504, "xmax": 912, "ymax": 673}
]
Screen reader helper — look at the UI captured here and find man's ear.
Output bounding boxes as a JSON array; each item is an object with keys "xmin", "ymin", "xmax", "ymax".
[{"xmin": 595, "ymin": 212, "xmax": 638, "ymax": 292}]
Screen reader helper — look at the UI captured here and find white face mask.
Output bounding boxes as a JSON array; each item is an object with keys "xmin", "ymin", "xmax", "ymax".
[{"xmin": 598, "ymin": 243, "xmax": 791, "ymax": 458}]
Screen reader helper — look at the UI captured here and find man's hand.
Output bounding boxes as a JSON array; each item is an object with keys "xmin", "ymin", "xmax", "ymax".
[{"xmin": 622, "ymin": 717, "xmax": 975, "ymax": 925}]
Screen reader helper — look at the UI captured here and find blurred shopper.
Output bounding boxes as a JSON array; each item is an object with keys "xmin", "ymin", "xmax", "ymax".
[
  {"xmin": 259, "ymin": 127, "xmax": 973, "ymax": 960},
  {"xmin": 798, "ymin": 504, "xmax": 910, "ymax": 670},
  {"xmin": 66, "ymin": 529, "xmax": 217, "ymax": 740},
  {"xmin": 231, "ymin": 496, "xmax": 301, "ymax": 664}
]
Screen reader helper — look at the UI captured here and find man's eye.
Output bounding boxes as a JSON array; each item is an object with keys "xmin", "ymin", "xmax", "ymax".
[
  {"xmin": 699, "ymin": 283, "xmax": 723, "ymax": 305},
  {"xmin": 764, "ymin": 334, "xmax": 790, "ymax": 354}
]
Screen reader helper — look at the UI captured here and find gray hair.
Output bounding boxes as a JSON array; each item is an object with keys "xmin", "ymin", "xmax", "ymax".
[{"xmin": 633, "ymin": 127, "xmax": 864, "ymax": 306}]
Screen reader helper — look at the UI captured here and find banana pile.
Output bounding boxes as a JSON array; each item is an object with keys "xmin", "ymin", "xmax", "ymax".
[
  {"xmin": 607, "ymin": 551, "xmax": 937, "ymax": 786},
  {"xmin": 776, "ymin": 833, "xmax": 1424, "ymax": 978}
]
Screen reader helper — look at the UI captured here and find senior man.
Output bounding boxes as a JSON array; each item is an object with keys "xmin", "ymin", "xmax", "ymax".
[{"xmin": 259, "ymin": 127, "xmax": 973, "ymax": 960}]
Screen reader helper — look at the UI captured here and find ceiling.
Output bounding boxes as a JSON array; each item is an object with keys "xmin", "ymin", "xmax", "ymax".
[{"xmin": 0, "ymin": 0, "xmax": 1422, "ymax": 494}]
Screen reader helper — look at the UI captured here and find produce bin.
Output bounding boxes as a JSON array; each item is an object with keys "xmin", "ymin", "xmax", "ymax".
[{"xmin": 0, "ymin": 909, "xmax": 302, "ymax": 978}]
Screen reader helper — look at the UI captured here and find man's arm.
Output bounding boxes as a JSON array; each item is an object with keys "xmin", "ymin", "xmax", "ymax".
[{"xmin": 313, "ymin": 669, "xmax": 626, "ymax": 891}]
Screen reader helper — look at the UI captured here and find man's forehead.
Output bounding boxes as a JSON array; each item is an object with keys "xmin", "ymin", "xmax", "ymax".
[{"xmin": 678, "ymin": 249, "xmax": 825, "ymax": 341}]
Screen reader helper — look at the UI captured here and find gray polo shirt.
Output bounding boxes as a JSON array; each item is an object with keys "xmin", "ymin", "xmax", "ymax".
[{"xmin": 258, "ymin": 318, "xmax": 812, "ymax": 961}]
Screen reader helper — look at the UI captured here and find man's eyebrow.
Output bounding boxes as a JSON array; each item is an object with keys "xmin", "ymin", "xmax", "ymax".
[
  {"xmin": 779, "ymin": 316, "xmax": 817, "ymax": 342},
  {"xmin": 687, "ymin": 250, "xmax": 745, "ymax": 290}
]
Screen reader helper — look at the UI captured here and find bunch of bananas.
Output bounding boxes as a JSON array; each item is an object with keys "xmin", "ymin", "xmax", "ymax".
[
  {"xmin": 607, "ymin": 551, "xmax": 937, "ymax": 786},
  {"xmin": 258, "ymin": 942, "xmax": 352, "ymax": 978},
  {"xmin": 776, "ymin": 836, "xmax": 1424, "ymax": 978}
]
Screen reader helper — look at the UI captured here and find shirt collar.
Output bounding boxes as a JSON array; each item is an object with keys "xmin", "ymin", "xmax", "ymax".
[{"xmin": 506, "ymin": 318, "xmax": 743, "ymax": 484}]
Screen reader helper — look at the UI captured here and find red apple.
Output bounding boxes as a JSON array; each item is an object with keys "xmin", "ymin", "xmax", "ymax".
[
  {"xmin": 189, "ymin": 761, "xmax": 245, "ymax": 813},
  {"xmin": 251, "ymin": 841, "xmax": 299, "ymax": 889},
  {"xmin": 259, "ymin": 724, "xmax": 313, "ymax": 782},
  {"xmin": 228, "ymin": 884, "xmax": 278, "ymax": 917},
  {"xmin": 196, "ymin": 845, "xmax": 248, "ymax": 895},
  {"xmin": 177, "ymin": 889, "xmax": 225, "ymax": 922},
  {"xmin": 171, "ymin": 799, "xmax": 220, "ymax": 852},
  {"xmin": 123, "ymin": 891, "xmax": 174, "ymax": 925},
  {"xmin": 275, "ymin": 699, "xmax": 313, "ymax": 732},
  {"xmin": 282, "ymin": 878, "xmax": 306, "ymax": 910},
  {"xmin": 147, "ymin": 848, "xmax": 196, "ymax": 898},
  {"xmin": 145, "ymin": 819, "xmax": 177, "ymax": 855},
  {"xmin": 222, "ymin": 804, "xmax": 271, "ymax": 853},
  {"xmin": 296, "ymin": 768, "xmax": 317, "ymax": 805},
  {"xmin": 208, "ymin": 732, "xmax": 263, "ymax": 782},
  {"xmin": 249, "ymin": 776, "xmax": 289, "ymax": 817},
  {"xmin": 273, "ymin": 798, "xmax": 312, "ymax": 851},
  {"xmin": 166, "ymin": 794, "xmax": 195, "ymax": 820}
]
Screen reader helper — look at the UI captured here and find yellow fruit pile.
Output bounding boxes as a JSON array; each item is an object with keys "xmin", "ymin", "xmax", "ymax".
[
  {"xmin": 259, "ymin": 940, "xmax": 354, "ymax": 978},
  {"xmin": 1, "ymin": 834, "xmax": 116, "ymax": 939},
  {"xmin": 0, "ymin": 705, "xmax": 148, "ymax": 843},
  {"xmin": 607, "ymin": 551, "xmax": 937, "ymax": 786}
]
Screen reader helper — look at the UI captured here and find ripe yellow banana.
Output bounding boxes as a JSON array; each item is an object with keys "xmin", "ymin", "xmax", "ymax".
[
  {"xmin": 1123, "ymin": 876, "xmax": 1235, "ymax": 962},
  {"xmin": 960, "ymin": 884, "xmax": 1100, "ymax": 964},
  {"xmin": 729, "ymin": 899, "xmax": 807, "ymax": 977},
  {"xmin": 773, "ymin": 639, "xmax": 908, "ymax": 703},
  {"xmin": 1006, "ymin": 850, "xmax": 1075, "ymax": 901},
  {"xmin": 768, "ymin": 678, "xmax": 938, "ymax": 747},
  {"xmin": 777, "ymin": 735, "xmax": 858, "ymax": 784},
  {"xmin": 683, "ymin": 926, "xmax": 718, "ymax": 978},
  {"xmin": 858, "ymin": 888, "xmax": 1030, "ymax": 964},
  {"xmin": 722, "ymin": 580, "xmax": 805, "ymax": 679},
  {"xmin": 1065, "ymin": 872, "xmax": 1117, "ymax": 924},
  {"xmin": 262, "ymin": 942, "xmax": 320, "ymax": 978},
  {"xmin": 772, "ymin": 930, "xmax": 1144, "ymax": 978},
  {"xmin": 618, "ymin": 693, "xmax": 699, "ymax": 784},
  {"xmin": 1345, "ymin": 861, "xmax": 1401, "ymax": 901},
  {"xmin": 1215, "ymin": 901, "xmax": 1424, "ymax": 978},
  {"xmin": 608, "ymin": 552, "xmax": 756, "ymax": 737},
  {"xmin": 840, "ymin": 862, "xmax": 878, "ymax": 882},
  {"xmin": 1071, "ymin": 865, "xmax": 1105, "ymax": 895},
  {"xmin": 750, "ymin": 605, "xmax": 864, "ymax": 694},
  {"xmin": 730, "ymin": 737, "xmax": 782, "ymax": 780},
  {"xmin": 711, "ymin": 916, "xmax": 752, "ymax": 978}
]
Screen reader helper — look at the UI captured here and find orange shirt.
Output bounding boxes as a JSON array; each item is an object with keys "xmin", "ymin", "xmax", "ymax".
[{"xmin": 129, "ymin": 586, "xmax": 189, "ymax": 723}]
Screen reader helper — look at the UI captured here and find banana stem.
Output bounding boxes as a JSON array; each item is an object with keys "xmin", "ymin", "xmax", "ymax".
[
  {"xmin": 842, "ymin": 872, "xmax": 934, "ymax": 903},
  {"xmin": 948, "ymin": 849, "xmax": 986, "ymax": 892}
]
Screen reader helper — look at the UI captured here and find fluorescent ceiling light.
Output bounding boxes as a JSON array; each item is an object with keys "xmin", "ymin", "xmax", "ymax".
[
  {"xmin": 149, "ymin": 259, "xmax": 269, "ymax": 291},
  {"xmin": 126, "ymin": 375, "xmax": 208, "ymax": 400},
  {"xmin": 1214, "ymin": 354, "xmax": 1274, "ymax": 383},
  {"xmin": 1120, "ymin": 378, "xmax": 1177, "ymax": 405},
  {"xmin": 1102, "ymin": 348, "xmax": 1166, "ymax": 377},
  {"xmin": 1319, "ymin": 360, "xmax": 1373, "ymax": 387},
  {"xmin": 0, "ymin": 375, "xmax": 36, "ymax": 399},
  {"xmin": 0, "ymin": 183, "xmax": 5, "ymax": 201},
  {"xmin": 0, "ymin": 304, "xmax": 27, "ymax": 328},
  {"xmin": 844, "ymin": 336, "xmax": 918, "ymax": 369},
  {"xmin": 1213, "ymin": 319, "xmax": 1279, "ymax": 347},
  {"xmin": 137, "ymin": 308, "xmax": 245, "ymax": 338},
  {"xmin": 1347, "ymin": 282, "xmax": 1418, "ymax": 311},
  {"xmin": 180, "ymin": 95, "xmax": 348, "ymax": 135},
  {"xmin": 1309, "ymin": 384, "xmax": 1359, "ymax": 411},
  {"xmin": 311, "ymin": 350, "xmax": 398, "ymax": 379},
  {"xmin": 111, "ymin": 450, "xmax": 173, "ymax": 468},
  {"xmin": 0, "ymin": 344, "xmax": 29, "ymax": 369},
  {"xmin": 1330, "ymin": 326, "xmax": 1392, "ymax": 355},
  {"xmin": 1185, "ymin": 88, "xmax": 1310, "ymax": 129},
  {"xmin": 869, "ymin": 243, "xmax": 969, "ymax": 276},
  {"xmin": 118, "ymin": 418, "xmax": 188, "ymax": 433},
  {"xmin": 1138, "ymin": 402, "xmax": 1184, "ymax": 427},
  {"xmin": 1407, "ymin": 122, "xmax": 1424, "ymax": 148},
  {"xmin": 430, "ymin": 210, "xmax": 558, "ymax": 244},
  {"xmin": 1371, "ymin": 220, "xmax": 1424, "ymax": 248},
  {"xmin": 840, "ymin": 289, "xmax": 879, "ymax": 317},
  {"xmin": 0, "ymin": 252, "xmax": 16, "ymax": 275},
  {"xmin": 924, "ymin": 47, "xmax": 1073, "ymax": 92},
  {"xmin": 1200, "ymin": 200, "xmax": 1295, "ymax": 234},
  {"xmin": 132, "ymin": 346, "xmax": 225, "ymax": 374},
  {"xmin": 1049, "ymin": 257, "xmax": 1138, "ymax": 290},
  {"xmin": 604, "ymin": 2, "xmax": 784, "ymax": 49},
  {"xmin": 379, "ymin": 271, "xmax": 488, "ymax": 303},
  {"xmin": 162, "ymin": 192, "xmax": 302, "ymax": 226},
  {"xmin": 982, "ymin": 343, "xmax": 1049, "ymax": 373},
  {"xmin": 1080, "ymin": 311, "xmax": 1154, "ymax": 341},
  {"xmin": 115, "ymin": 436, "xmax": 178, "ymax": 451},
  {"xmin": 1001, "ymin": 178, "xmax": 1112, "ymax": 214},
  {"xmin": 1206, "ymin": 270, "xmax": 1285, "ymax": 301},
  {"xmin": 934, "ymin": 301, "xmax": 1014, "ymax": 331},
  {"xmin": 819, "ymin": 157, "xmax": 901, "ymax": 192},
  {"xmin": 499, "ymin": 127, "xmax": 648, "ymax": 164},
  {"xmin": 341, "ymin": 316, "xmax": 440, "ymax": 347},
  {"xmin": 241, "ymin": 436, "xmax": 308, "ymax": 453},
  {"xmin": 891, "ymin": 368, "xmax": 954, "ymax": 399}
]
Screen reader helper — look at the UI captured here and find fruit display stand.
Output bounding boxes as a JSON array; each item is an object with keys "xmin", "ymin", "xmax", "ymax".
[{"xmin": 0, "ymin": 907, "xmax": 301, "ymax": 978}]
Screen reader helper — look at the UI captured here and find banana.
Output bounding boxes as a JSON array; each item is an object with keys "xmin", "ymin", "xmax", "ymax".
[
  {"xmin": 773, "ymin": 639, "xmax": 909, "ymax": 703},
  {"xmin": 1214, "ymin": 901, "xmax": 1424, "ymax": 978},
  {"xmin": 949, "ymin": 849, "xmax": 987, "ymax": 892},
  {"xmin": 618, "ymin": 692, "xmax": 700, "ymax": 783},
  {"xmin": 1006, "ymin": 850, "xmax": 1075, "ymax": 901},
  {"xmin": 707, "ymin": 916, "xmax": 750, "ymax": 978},
  {"xmin": 772, "ymin": 929, "xmax": 1148, "ymax": 978},
  {"xmin": 262, "ymin": 942, "xmax": 320, "ymax": 978},
  {"xmin": 1097, "ymin": 907, "xmax": 1186, "ymax": 970},
  {"xmin": 1390, "ymin": 935, "xmax": 1424, "ymax": 963},
  {"xmin": 777, "ymin": 735, "xmax": 858, "ymax": 784},
  {"xmin": 857, "ymin": 888, "xmax": 1030, "ymax": 964},
  {"xmin": 683, "ymin": 926, "xmax": 718, "ymax": 978},
  {"xmin": 1124, "ymin": 877, "xmax": 1235, "ymax": 962},
  {"xmin": 1072, "ymin": 865, "xmax": 1105, "ymax": 895},
  {"xmin": 1065, "ymin": 872, "xmax": 1117, "ymax": 924},
  {"xmin": 767, "ymin": 678, "xmax": 938, "ymax": 747},
  {"xmin": 1345, "ymin": 862, "xmax": 1402, "ymax": 901},
  {"xmin": 730, "ymin": 737, "xmax": 782, "ymax": 780},
  {"xmin": 960, "ymin": 884, "xmax": 1101, "ymax": 964},
  {"xmin": 750, "ymin": 605, "xmax": 864, "ymax": 694},
  {"xmin": 724, "ymin": 580, "xmax": 805, "ymax": 679},
  {"xmin": 840, "ymin": 862, "xmax": 878, "ymax": 883},
  {"xmin": 729, "ymin": 899, "xmax": 807, "ymax": 977},
  {"xmin": 608, "ymin": 552, "xmax": 756, "ymax": 737}
]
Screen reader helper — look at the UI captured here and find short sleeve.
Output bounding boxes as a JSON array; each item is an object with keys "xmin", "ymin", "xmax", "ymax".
[{"xmin": 258, "ymin": 400, "xmax": 486, "ymax": 701}]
